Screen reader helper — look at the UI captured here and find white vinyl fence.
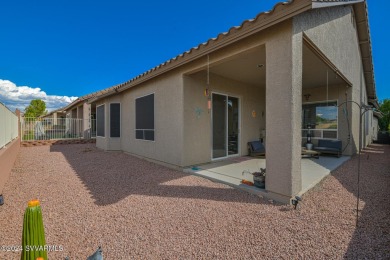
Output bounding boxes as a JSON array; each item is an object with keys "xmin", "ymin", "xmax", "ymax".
[
  {"xmin": 0, "ymin": 103, "xmax": 19, "ymax": 148},
  {"xmin": 21, "ymin": 117, "xmax": 96, "ymax": 141}
]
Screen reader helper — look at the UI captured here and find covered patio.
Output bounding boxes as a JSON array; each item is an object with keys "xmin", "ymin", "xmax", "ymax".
[
  {"xmin": 184, "ymin": 155, "xmax": 350, "ymax": 200},
  {"xmin": 183, "ymin": 34, "xmax": 351, "ymax": 203}
]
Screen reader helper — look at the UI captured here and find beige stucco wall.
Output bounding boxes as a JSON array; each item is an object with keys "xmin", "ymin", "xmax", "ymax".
[
  {"xmin": 265, "ymin": 19, "xmax": 303, "ymax": 201},
  {"xmin": 96, "ymin": 96, "xmax": 122, "ymax": 151},
  {"xmin": 0, "ymin": 110, "xmax": 20, "ymax": 195},
  {"xmin": 363, "ymin": 108, "xmax": 374, "ymax": 146},
  {"xmin": 0, "ymin": 138, "xmax": 20, "ymax": 195},
  {"xmin": 372, "ymin": 116, "xmax": 378, "ymax": 141},
  {"xmin": 94, "ymin": 19, "xmax": 304, "ymax": 202},
  {"xmin": 294, "ymin": 5, "xmax": 369, "ymax": 153},
  {"xmin": 96, "ymin": 102, "xmax": 108, "ymax": 150},
  {"xmin": 91, "ymin": 4, "xmax": 374, "ymax": 203},
  {"xmin": 82, "ymin": 103, "xmax": 90, "ymax": 138},
  {"xmin": 118, "ymin": 71, "xmax": 184, "ymax": 166},
  {"xmin": 77, "ymin": 105, "xmax": 83, "ymax": 119},
  {"xmin": 182, "ymin": 71, "xmax": 265, "ymax": 167},
  {"xmin": 360, "ymin": 89, "xmax": 375, "ymax": 147}
]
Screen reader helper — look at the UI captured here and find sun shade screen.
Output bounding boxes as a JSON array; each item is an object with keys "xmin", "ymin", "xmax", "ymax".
[
  {"xmin": 97, "ymin": 105, "xmax": 105, "ymax": 137},
  {"xmin": 135, "ymin": 94, "xmax": 154, "ymax": 141},
  {"xmin": 110, "ymin": 103, "xmax": 120, "ymax": 137}
]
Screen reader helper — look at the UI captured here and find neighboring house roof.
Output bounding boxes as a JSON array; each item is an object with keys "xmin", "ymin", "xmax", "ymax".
[
  {"xmin": 88, "ymin": 0, "xmax": 376, "ymax": 104},
  {"xmin": 42, "ymin": 108, "xmax": 66, "ymax": 118},
  {"xmin": 62, "ymin": 84, "xmax": 119, "ymax": 111},
  {"xmin": 49, "ymin": 108, "xmax": 65, "ymax": 114}
]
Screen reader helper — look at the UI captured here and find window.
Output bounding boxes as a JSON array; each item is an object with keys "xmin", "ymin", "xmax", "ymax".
[
  {"xmin": 302, "ymin": 101, "xmax": 338, "ymax": 139},
  {"xmin": 135, "ymin": 94, "xmax": 154, "ymax": 141},
  {"xmin": 110, "ymin": 103, "xmax": 120, "ymax": 138},
  {"xmin": 96, "ymin": 105, "xmax": 105, "ymax": 137}
]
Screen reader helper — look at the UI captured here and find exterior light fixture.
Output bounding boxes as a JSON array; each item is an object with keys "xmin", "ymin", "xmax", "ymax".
[{"xmin": 291, "ymin": 196, "xmax": 302, "ymax": 209}]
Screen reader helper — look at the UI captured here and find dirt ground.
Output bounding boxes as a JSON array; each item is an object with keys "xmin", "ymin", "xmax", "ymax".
[{"xmin": 0, "ymin": 143, "xmax": 389, "ymax": 259}]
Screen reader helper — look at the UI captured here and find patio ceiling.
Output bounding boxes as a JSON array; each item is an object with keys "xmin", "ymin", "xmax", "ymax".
[
  {"xmin": 302, "ymin": 43, "xmax": 347, "ymax": 89},
  {"xmin": 210, "ymin": 45, "xmax": 266, "ymax": 87},
  {"xmin": 206, "ymin": 43, "xmax": 347, "ymax": 89}
]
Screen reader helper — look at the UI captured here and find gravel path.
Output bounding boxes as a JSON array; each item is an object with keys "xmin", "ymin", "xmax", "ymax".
[{"xmin": 0, "ymin": 143, "xmax": 389, "ymax": 259}]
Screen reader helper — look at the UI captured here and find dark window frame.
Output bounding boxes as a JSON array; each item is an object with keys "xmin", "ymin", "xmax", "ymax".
[
  {"xmin": 110, "ymin": 103, "xmax": 121, "ymax": 138},
  {"xmin": 135, "ymin": 93, "xmax": 155, "ymax": 141},
  {"xmin": 96, "ymin": 104, "xmax": 105, "ymax": 137}
]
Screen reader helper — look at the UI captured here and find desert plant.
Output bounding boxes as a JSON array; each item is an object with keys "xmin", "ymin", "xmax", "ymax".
[{"xmin": 21, "ymin": 199, "xmax": 47, "ymax": 260}]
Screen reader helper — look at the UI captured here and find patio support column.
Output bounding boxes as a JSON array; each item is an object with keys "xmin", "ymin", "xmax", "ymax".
[
  {"xmin": 83, "ymin": 103, "xmax": 90, "ymax": 139},
  {"xmin": 265, "ymin": 24, "xmax": 302, "ymax": 203}
]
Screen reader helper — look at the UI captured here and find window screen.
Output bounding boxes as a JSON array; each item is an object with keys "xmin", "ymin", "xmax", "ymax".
[
  {"xmin": 97, "ymin": 105, "xmax": 105, "ymax": 137},
  {"xmin": 135, "ymin": 94, "xmax": 154, "ymax": 141},
  {"xmin": 110, "ymin": 103, "xmax": 120, "ymax": 138}
]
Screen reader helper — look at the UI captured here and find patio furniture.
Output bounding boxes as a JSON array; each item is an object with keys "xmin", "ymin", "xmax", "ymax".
[
  {"xmin": 301, "ymin": 147, "xmax": 320, "ymax": 159},
  {"xmin": 247, "ymin": 140, "xmax": 265, "ymax": 157},
  {"xmin": 313, "ymin": 139, "xmax": 342, "ymax": 157}
]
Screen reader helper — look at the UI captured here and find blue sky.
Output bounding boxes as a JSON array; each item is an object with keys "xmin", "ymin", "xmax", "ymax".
[{"xmin": 0, "ymin": 0, "xmax": 387, "ymax": 112}]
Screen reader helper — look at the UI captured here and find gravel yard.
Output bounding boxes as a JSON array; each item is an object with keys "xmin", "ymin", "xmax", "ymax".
[{"xmin": 0, "ymin": 143, "xmax": 389, "ymax": 259}]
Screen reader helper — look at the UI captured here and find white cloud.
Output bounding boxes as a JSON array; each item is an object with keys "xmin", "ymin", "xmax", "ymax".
[{"xmin": 0, "ymin": 79, "xmax": 77, "ymax": 113}]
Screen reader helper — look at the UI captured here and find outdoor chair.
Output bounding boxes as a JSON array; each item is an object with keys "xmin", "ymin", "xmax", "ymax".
[
  {"xmin": 247, "ymin": 140, "xmax": 266, "ymax": 157},
  {"xmin": 313, "ymin": 139, "xmax": 342, "ymax": 157}
]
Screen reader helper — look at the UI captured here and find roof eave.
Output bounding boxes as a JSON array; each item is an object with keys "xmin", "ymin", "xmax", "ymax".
[
  {"xmin": 88, "ymin": 87, "xmax": 120, "ymax": 104},
  {"xmin": 62, "ymin": 99, "xmax": 83, "ymax": 112},
  {"xmin": 353, "ymin": 1, "xmax": 377, "ymax": 100}
]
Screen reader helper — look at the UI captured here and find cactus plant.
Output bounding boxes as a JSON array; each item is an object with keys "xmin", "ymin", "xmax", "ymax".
[{"xmin": 21, "ymin": 199, "xmax": 47, "ymax": 260}]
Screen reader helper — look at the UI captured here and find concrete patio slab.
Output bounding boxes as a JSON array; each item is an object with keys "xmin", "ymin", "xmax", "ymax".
[
  {"xmin": 299, "ymin": 156, "xmax": 350, "ymax": 195},
  {"xmin": 184, "ymin": 155, "xmax": 350, "ymax": 201}
]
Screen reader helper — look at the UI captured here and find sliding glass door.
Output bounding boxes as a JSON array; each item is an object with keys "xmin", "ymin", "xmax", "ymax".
[{"xmin": 212, "ymin": 93, "xmax": 239, "ymax": 159}]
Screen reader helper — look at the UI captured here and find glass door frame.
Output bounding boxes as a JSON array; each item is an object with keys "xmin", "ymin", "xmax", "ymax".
[{"xmin": 211, "ymin": 92, "xmax": 241, "ymax": 160}]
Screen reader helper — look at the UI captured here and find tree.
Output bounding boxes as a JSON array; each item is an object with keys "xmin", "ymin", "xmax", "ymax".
[
  {"xmin": 378, "ymin": 99, "xmax": 390, "ymax": 132},
  {"xmin": 24, "ymin": 99, "xmax": 47, "ymax": 118}
]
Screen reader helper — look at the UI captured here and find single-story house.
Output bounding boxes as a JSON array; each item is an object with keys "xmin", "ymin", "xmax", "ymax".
[
  {"xmin": 61, "ymin": 86, "xmax": 119, "ymax": 138},
  {"xmin": 83, "ymin": 0, "xmax": 377, "ymax": 203},
  {"xmin": 42, "ymin": 108, "xmax": 66, "ymax": 126}
]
